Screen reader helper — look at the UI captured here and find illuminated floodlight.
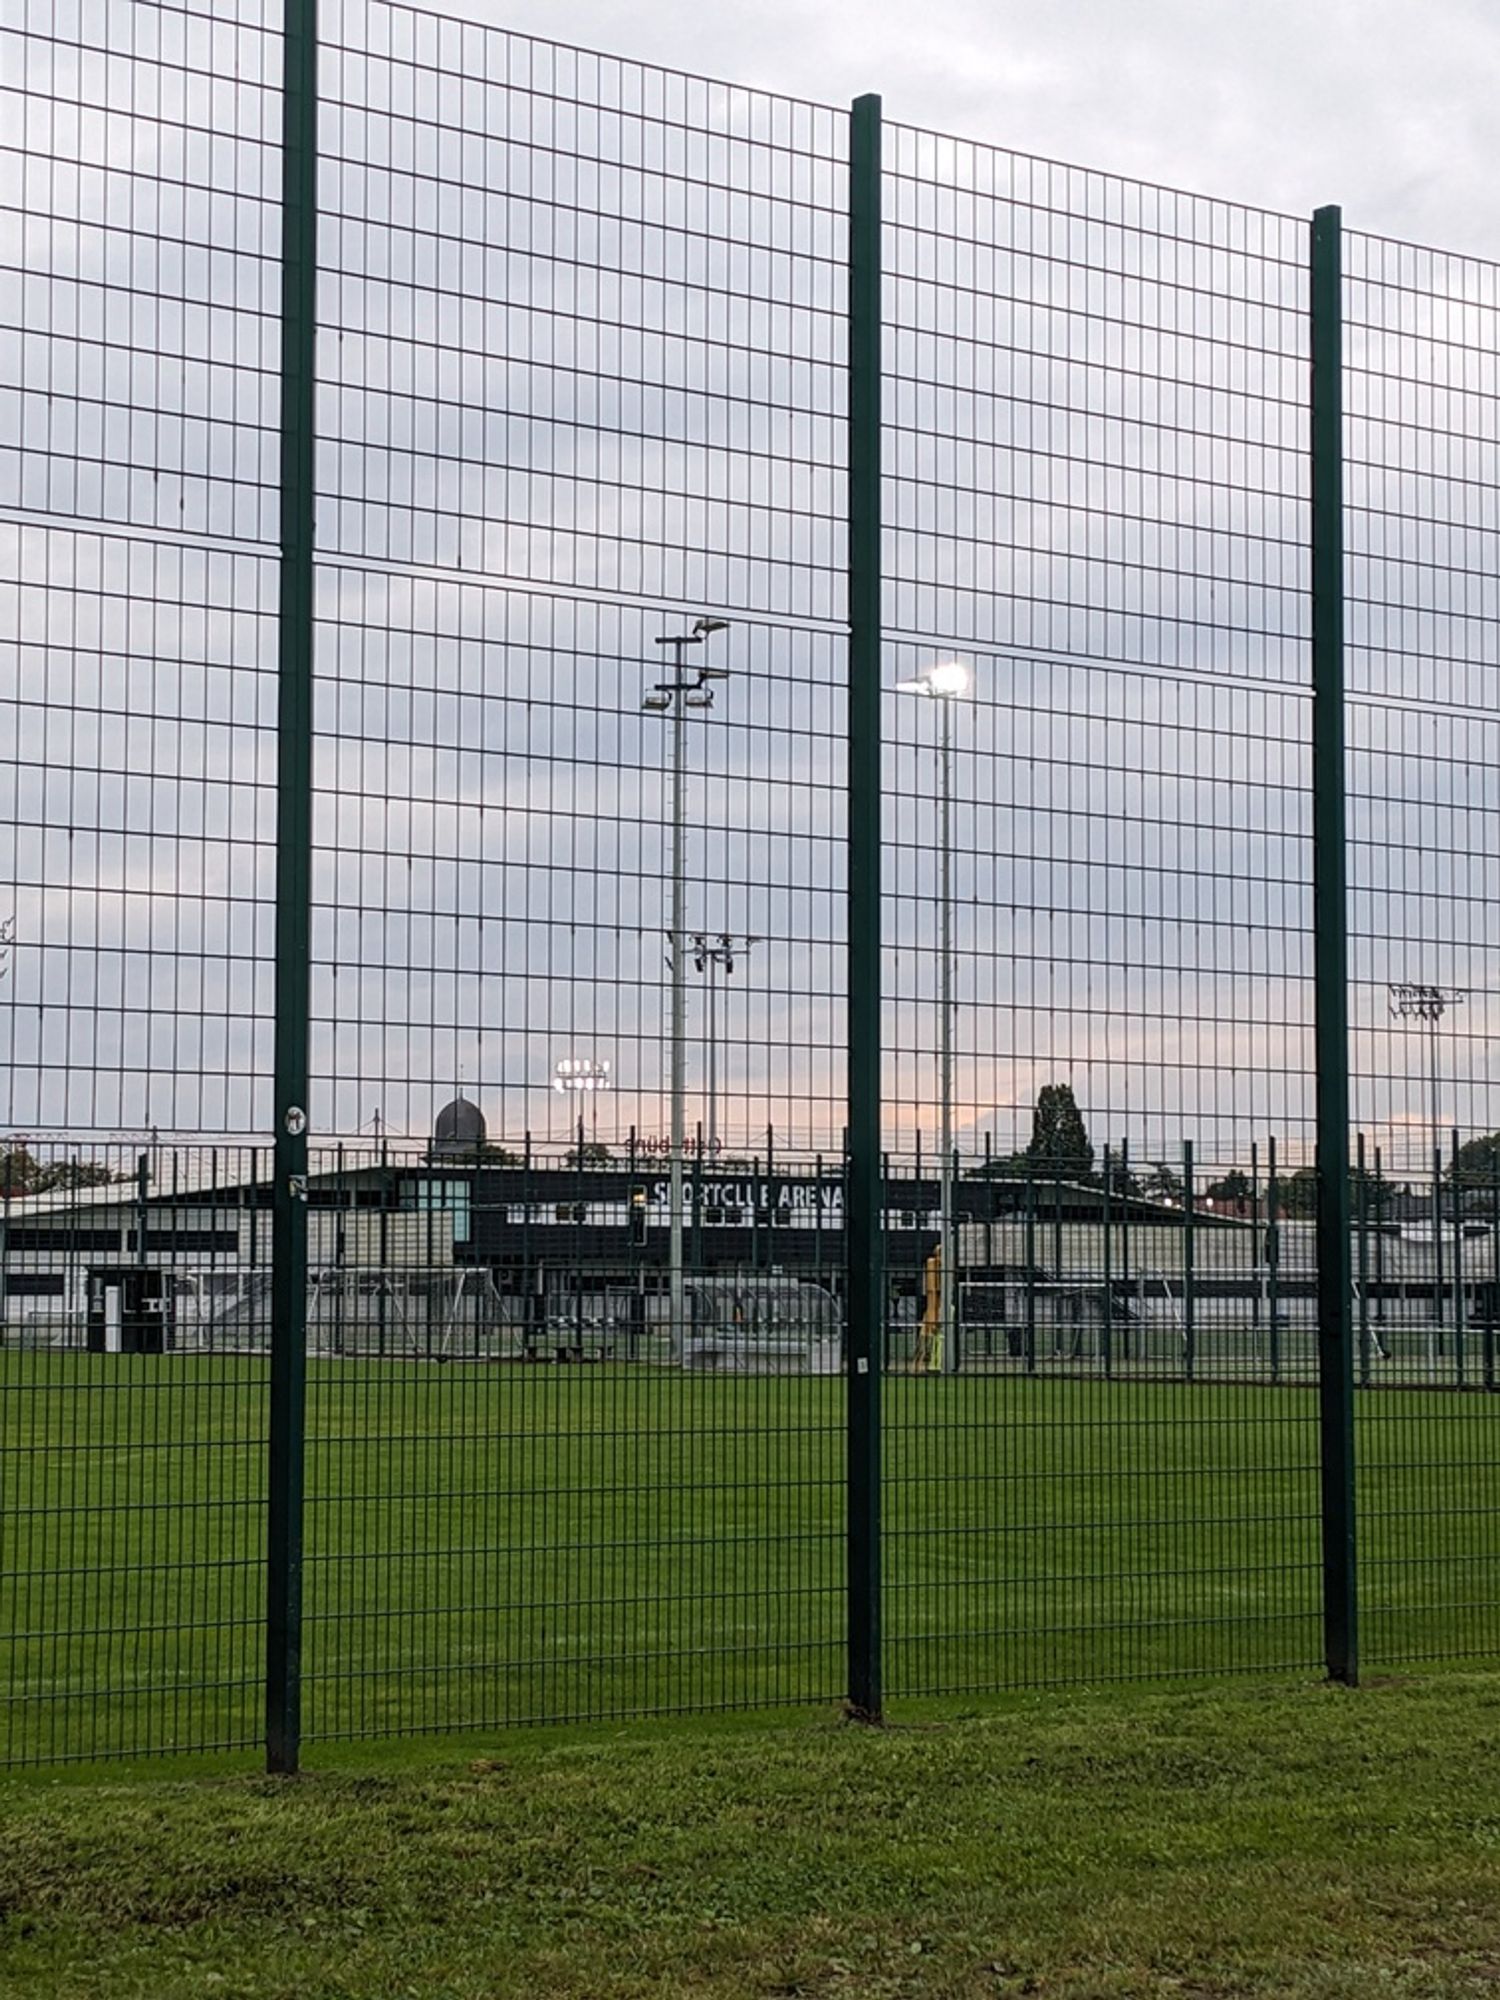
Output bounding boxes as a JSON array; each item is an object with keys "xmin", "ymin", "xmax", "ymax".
[
  {"xmin": 553, "ymin": 1058, "xmax": 612, "ymax": 1094},
  {"xmin": 895, "ymin": 660, "xmax": 971, "ymax": 698}
]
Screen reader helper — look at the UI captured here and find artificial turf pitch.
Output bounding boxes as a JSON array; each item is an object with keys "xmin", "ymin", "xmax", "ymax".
[{"xmin": 2, "ymin": 1354, "xmax": 1496, "ymax": 1766}]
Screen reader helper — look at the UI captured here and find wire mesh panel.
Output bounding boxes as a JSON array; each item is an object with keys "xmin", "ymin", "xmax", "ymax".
[
  {"xmin": 1344, "ymin": 229, "xmax": 1500, "ymax": 1668},
  {"xmin": 299, "ymin": 6, "xmax": 850, "ymax": 1739},
  {"xmin": 0, "ymin": 0, "xmax": 278, "ymax": 1762},
  {"xmin": 878, "ymin": 135, "xmax": 1325, "ymax": 1696}
]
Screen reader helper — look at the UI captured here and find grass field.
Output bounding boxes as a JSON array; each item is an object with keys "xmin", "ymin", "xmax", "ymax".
[
  {"xmin": 5, "ymin": 1675, "xmax": 1500, "ymax": 1997},
  {"xmin": 2, "ymin": 1353, "xmax": 1498, "ymax": 1767}
]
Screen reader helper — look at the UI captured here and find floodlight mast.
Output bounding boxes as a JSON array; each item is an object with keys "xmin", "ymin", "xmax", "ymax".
[
  {"xmin": 691, "ymin": 932, "xmax": 758, "ymax": 1155},
  {"xmin": 554, "ymin": 1055, "xmax": 612, "ymax": 1155},
  {"xmin": 1388, "ymin": 982, "xmax": 1467, "ymax": 1343},
  {"xmin": 1388, "ymin": 982, "xmax": 1465, "ymax": 1177},
  {"xmin": 644, "ymin": 619, "xmax": 731, "ymax": 1363},
  {"xmin": 895, "ymin": 661, "xmax": 972, "ymax": 1377}
]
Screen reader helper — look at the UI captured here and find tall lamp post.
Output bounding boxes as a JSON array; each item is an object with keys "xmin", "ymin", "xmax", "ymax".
[
  {"xmin": 553, "ymin": 1056, "xmax": 612, "ymax": 1152},
  {"xmin": 1389, "ymin": 981, "xmax": 1465, "ymax": 1332},
  {"xmin": 691, "ymin": 932, "xmax": 757, "ymax": 1157},
  {"xmin": 896, "ymin": 660, "xmax": 971, "ymax": 1375},
  {"xmin": 644, "ymin": 617, "xmax": 730, "ymax": 1361}
]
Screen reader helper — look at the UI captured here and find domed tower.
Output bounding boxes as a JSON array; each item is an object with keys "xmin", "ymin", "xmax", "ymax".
[{"xmin": 432, "ymin": 1095, "xmax": 487, "ymax": 1156}]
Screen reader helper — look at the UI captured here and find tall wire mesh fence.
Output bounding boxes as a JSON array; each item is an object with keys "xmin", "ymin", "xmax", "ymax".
[{"xmin": 1, "ymin": 0, "xmax": 1498, "ymax": 1767}]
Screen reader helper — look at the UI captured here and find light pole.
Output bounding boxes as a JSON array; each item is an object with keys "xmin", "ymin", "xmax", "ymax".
[
  {"xmin": 553, "ymin": 1057, "xmax": 612, "ymax": 1154},
  {"xmin": 691, "ymin": 933, "xmax": 757, "ymax": 1158},
  {"xmin": 644, "ymin": 617, "xmax": 730, "ymax": 1362},
  {"xmin": 896, "ymin": 660, "xmax": 971, "ymax": 1375},
  {"xmin": 1389, "ymin": 981, "xmax": 1465, "ymax": 1335}
]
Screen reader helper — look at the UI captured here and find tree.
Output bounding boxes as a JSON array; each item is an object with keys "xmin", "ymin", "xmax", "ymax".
[
  {"xmin": 0, "ymin": 1143, "xmax": 126, "ymax": 1197},
  {"xmin": 34, "ymin": 1158, "xmax": 126, "ymax": 1192},
  {"xmin": 965, "ymin": 1149, "xmax": 1028, "ymax": 1180},
  {"xmin": 1026, "ymin": 1084, "xmax": 1093, "ymax": 1181},
  {"xmin": 1142, "ymin": 1161, "xmax": 1184, "ymax": 1206},
  {"xmin": 1102, "ymin": 1154, "xmax": 1143, "ymax": 1199},
  {"xmin": 1351, "ymin": 1161, "xmax": 1399, "ymax": 1216},
  {"xmin": 1206, "ymin": 1168, "xmax": 1252, "ymax": 1206},
  {"xmin": 1244, "ymin": 1163, "xmax": 1399, "ymax": 1220},
  {"xmin": 1448, "ymin": 1132, "xmax": 1500, "ymax": 1191},
  {"xmin": 1276, "ymin": 1166, "xmax": 1320, "ymax": 1218},
  {"xmin": 565, "ymin": 1140, "xmax": 614, "ymax": 1169}
]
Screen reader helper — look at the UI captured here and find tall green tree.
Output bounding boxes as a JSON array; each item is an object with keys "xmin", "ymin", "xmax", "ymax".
[
  {"xmin": 1276, "ymin": 1165, "xmax": 1320, "ymax": 1218},
  {"xmin": 1351, "ymin": 1161, "xmax": 1399, "ymax": 1216},
  {"xmin": 1026, "ymin": 1084, "xmax": 1093, "ymax": 1181},
  {"xmin": 0, "ymin": 1144, "xmax": 125, "ymax": 1196},
  {"xmin": 1448, "ymin": 1132, "xmax": 1500, "ymax": 1191}
]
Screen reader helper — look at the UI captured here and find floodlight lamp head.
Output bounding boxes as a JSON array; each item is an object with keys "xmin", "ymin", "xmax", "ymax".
[
  {"xmin": 641, "ymin": 691, "xmax": 671, "ymax": 711},
  {"xmin": 697, "ymin": 665, "xmax": 731, "ymax": 680},
  {"xmin": 684, "ymin": 689, "xmax": 714, "ymax": 708},
  {"xmin": 926, "ymin": 660, "xmax": 971, "ymax": 697},
  {"xmin": 693, "ymin": 616, "xmax": 730, "ymax": 636}
]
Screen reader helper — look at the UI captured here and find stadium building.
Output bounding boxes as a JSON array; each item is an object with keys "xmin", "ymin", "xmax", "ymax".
[{"xmin": 2, "ymin": 1100, "xmax": 1491, "ymax": 1380}]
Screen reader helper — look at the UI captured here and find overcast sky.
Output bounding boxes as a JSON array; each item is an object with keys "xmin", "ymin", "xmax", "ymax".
[
  {"xmin": 476, "ymin": 0, "xmax": 1500, "ymax": 262},
  {"xmin": 5, "ymin": 0, "xmax": 1497, "ymax": 1171}
]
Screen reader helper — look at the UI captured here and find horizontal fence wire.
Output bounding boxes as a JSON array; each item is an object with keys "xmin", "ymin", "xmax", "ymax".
[{"xmin": 1, "ymin": 0, "xmax": 1497, "ymax": 1767}]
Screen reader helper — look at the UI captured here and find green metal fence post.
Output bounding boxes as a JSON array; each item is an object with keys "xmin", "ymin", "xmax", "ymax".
[
  {"xmin": 1119, "ymin": 1136, "xmax": 1132, "ymax": 1362},
  {"xmin": 266, "ymin": 0, "xmax": 320, "ymax": 1776},
  {"xmin": 1433, "ymin": 1136, "xmax": 1447, "ymax": 1358},
  {"xmin": 1311, "ymin": 202, "xmax": 1358, "ymax": 1686},
  {"xmin": 1374, "ymin": 1143, "xmax": 1387, "ymax": 1335},
  {"xmin": 1250, "ymin": 1140, "xmax": 1263, "ymax": 1345},
  {"xmin": 1182, "ymin": 1139, "xmax": 1195, "ymax": 1382},
  {"xmin": 1101, "ymin": 1143, "xmax": 1113, "ymax": 1379},
  {"xmin": 691, "ymin": 1121, "xmax": 705, "ymax": 1278},
  {"xmin": 844, "ymin": 89, "xmax": 884, "ymax": 1725},
  {"xmin": 1024, "ymin": 1159, "xmax": 1037, "ymax": 1375},
  {"xmin": 879, "ymin": 1146, "xmax": 893, "ymax": 1370},
  {"xmin": 1267, "ymin": 1135, "xmax": 1281, "ymax": 1386},
  {"xmin": 1451, "ymin": 1127, "xmax": 1466, "ymax": 1390},
  {"xmin": 1356, "ymin": 1133, "xmax": 1371, "ymax": 1388},
  {"xmin": 1488, "ymin": 1166, "xmax": 1498, "ymax": 1393}
]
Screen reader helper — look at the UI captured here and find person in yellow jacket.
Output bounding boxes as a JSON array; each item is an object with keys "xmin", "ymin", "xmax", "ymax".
[{"xmin": 912, "ymin": 1245, "xmax": 942, "ymax": 1373}]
